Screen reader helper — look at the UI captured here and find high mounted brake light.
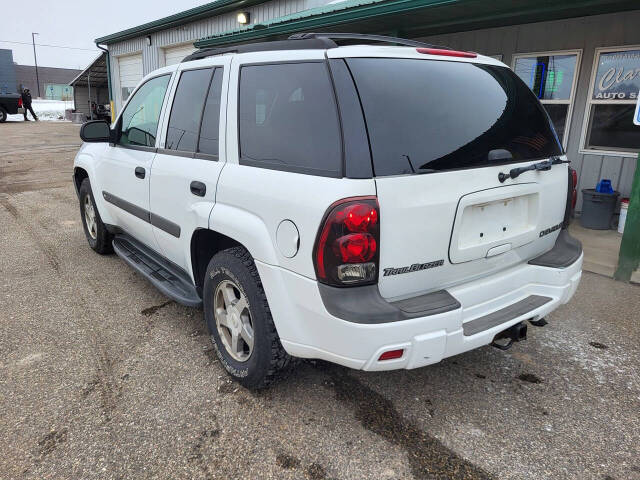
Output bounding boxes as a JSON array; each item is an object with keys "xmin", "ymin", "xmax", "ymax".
[
  {"xmin": 416, "ymin": 47, "xmax": 477, "ymax": 58},
  {"xmin": 313, "ymin": 196, "xmax": 380, "ymax": 287}
]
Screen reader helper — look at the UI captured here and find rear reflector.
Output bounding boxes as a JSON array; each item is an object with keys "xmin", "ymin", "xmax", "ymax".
[
  {"xmin": 416, "ymin": 47, "xmax": 477, "ymax": 58},
  {"xmin": 378, "ymin": 349, "xmax": 404, "ymax": 361}
]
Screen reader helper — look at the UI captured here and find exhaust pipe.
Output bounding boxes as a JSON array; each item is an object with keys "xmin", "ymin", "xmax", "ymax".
[{"xmin": 491, "ymin": 321, "xmax": 527, "ymax": 350}]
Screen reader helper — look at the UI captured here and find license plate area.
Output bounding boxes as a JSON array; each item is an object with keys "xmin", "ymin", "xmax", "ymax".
[{"xmin": 450, "ymin": 185, "xmax": 540, "ymax": 264}]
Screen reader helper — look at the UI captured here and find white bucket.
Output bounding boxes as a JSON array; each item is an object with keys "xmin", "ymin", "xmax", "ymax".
[{"xmin": 618, "ymin": 199, "xmax": 629, "ymax": 234}]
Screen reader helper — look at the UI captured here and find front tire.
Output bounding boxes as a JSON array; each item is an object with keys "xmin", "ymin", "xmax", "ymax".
[
  {"xmin": 0, "ymin": 107, "xmax": 7, "ymax": 123},
  {"xmin": 79, "ymin": 178, "xmax": 113, "ymax": 254},
  {"xmin": 203, "ymin": 246, "xmax": 290, "ymax": 389}
]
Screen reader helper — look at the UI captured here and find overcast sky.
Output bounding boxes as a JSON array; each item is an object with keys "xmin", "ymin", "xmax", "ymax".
[{"xmin": 1, "ymin": 0, "xmax": 211, "ymax": 70}]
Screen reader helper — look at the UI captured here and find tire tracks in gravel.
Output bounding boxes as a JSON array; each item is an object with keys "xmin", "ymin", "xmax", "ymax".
[
  {"xmin": 1, "ymin": 192, "xmax": 124, "ymax": 467},
  {"xmin": 0, "ymin": 194, "xmax": 60, "ymax": 272},
  {"xmin": 317, "ymin": 362, "xmax": 494, "ymax": 480}
]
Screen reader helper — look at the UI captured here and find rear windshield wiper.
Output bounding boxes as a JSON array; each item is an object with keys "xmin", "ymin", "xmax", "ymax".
[{"xmin": 498, "ymin": 157, "xmax": 569, "ymax": 183}]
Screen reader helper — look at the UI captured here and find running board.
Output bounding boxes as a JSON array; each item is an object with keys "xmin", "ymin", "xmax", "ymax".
[
  {"xmin": 112, "ymin": 235, "xmax": 202, "ymax": 308},
  {"xmin": 463, "ymin": 295, "xmax": 551, "ymax": 336}
]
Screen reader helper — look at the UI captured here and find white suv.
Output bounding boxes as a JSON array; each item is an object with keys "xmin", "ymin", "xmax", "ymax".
[{"xmin": 74, "ymin": 33, "xmax": 583, "ymax": 388}]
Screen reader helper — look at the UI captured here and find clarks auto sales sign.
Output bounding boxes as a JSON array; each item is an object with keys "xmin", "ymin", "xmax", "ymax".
[{"xmin": 593, "ymin": 49, "xmax": 640, "ymax": 100}]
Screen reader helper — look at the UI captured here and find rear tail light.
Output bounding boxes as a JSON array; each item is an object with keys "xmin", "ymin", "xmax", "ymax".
[
  {"xmin": 17, "ymin": 97, "xmax": 23, "ymax": 107},
  {"xmin": 314, "ymin": 196, "xmax": 380, "ymax": 286},
  {"xmin": 416, "ymin": 47, "xmax": 477, "ymax": 58}
]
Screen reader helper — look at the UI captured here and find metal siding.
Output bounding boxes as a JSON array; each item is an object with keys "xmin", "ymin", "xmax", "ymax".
[
  {"xmin": 106, "ymin": 0, "xmax": 329, "ymax": 113},
  {"xmin": 418, "ymin": 10, "xmax": 640, "ymax": 209}
]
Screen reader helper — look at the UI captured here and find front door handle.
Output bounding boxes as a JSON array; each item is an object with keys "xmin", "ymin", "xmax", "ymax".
[
  {"xmin": 190, "ymin": 181, "xmax": 206, "ymax": 197},
  {"xmin": 135, "ymin": 167, "xmax": 145, "ymax": 179}
]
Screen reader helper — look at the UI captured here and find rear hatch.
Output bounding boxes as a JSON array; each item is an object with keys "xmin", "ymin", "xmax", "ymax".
[{"xmin": 344, "ymin": 55, "xmax": 568, "ymax": 300}]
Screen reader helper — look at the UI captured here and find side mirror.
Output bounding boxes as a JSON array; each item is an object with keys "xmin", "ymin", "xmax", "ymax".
[{"xmin": 80, "ymin": 120, "xmax": 110, "ymax": 143}]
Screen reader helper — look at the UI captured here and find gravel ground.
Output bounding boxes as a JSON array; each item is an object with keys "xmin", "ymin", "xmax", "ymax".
[{"xmin": 1, "ymin": 122, "xmax": 639, "ymax": 480}]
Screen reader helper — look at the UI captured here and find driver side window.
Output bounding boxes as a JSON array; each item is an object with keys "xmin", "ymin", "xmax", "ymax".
[{"xmin": 119, "ymin": 75, "xmax": 170, "ymax": 147}]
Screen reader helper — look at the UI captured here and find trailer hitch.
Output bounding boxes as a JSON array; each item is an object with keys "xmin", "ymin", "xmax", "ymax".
[{"xmin": 491, "ymin": 321, "xmax": 528, "ymax": 350}]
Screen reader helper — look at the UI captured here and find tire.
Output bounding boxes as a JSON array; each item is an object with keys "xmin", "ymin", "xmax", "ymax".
[
  {"xmin": 0, "ymin": 107, "xmax": 7, "ymax": 123},
  {"xmin": 79, "ymin": 178, "xmax": 113, "ymax": 254},
  {"xmin": 204, "ymin": 246, "xmax": 291, "ymax": 389}
]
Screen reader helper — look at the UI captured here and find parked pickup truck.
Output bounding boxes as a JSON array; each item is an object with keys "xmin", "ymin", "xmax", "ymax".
[{"xmin": 0, "ymin": 93, "xmax": 24, "ymax": 122}]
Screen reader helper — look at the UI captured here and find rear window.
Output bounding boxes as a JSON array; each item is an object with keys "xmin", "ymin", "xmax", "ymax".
[
  {"xmin": 238, "ymin": 62, "xmax": 342, "ymax": 177},
  {"xmin": 346, "ymin": 58, "xmax": 563, "ymax": 176}
]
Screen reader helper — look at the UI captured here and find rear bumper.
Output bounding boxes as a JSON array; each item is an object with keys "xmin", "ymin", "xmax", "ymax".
[{"xmin": 258, "ymin": 251, "xmax": 582, "ymax": 371}]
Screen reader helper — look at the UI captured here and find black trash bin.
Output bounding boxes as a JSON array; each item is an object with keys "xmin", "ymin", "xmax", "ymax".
[{"xmin": 580, "ymin": 189, "xmax": 619, "ymax": 230}]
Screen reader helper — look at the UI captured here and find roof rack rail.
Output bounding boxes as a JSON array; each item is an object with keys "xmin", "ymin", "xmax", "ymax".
[
  {"xmin": 182, "ymin": 37, "xmax": 336, "ymax": 62},
  {"xmin": 288, "ymin": 32, "xmax": 452, "ymax": 50},
  {"xmin": 182, "ymin": 32, "xmax": 453, "ymax": 63}
]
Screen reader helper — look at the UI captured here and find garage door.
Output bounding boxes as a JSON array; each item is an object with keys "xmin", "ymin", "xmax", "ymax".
[
  {"xmin": 118, "ymin": 53, "xmax": 143, "ymax": 102},
  {"xmin": 164, "ymin": 44, "xmax": 197, "ymax": 66}
]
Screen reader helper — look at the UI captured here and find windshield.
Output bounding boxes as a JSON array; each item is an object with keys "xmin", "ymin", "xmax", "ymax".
[{"xmin": 346, "ymin": 58, "xmax": 563, "ymax": 176}]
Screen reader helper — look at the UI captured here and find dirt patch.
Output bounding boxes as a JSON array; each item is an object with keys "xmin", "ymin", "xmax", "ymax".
[
  {"xmin": 305, "ymin": 462, "xmax": 327, "ymax": 479},
  {"xmin": 37, "ymin": 428, "xmax": 68, "ymax": 456},
  {"xmin": 319, "ymin": 363, "xmax": 493, "ymax": 479},
  {"xmin": 518, "ymin": 373, "xmax": 543, "ymax": 384},
  {"xmin": 276, "ymin": 452, "xmax": 301, "ymax": 469},
  {"xmin": 141, "ymin": 300, "xmax": 173, "ymax": 316}
]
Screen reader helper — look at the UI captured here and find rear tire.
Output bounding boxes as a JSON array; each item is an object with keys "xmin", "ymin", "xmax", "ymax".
[
  {"xmin": 79, "ymin": 178, "xmax": 113, "ymax": 254},
  {"xmin": 203, "ymin": 246, "xmax": 291, "ymax": 389},
  {"xmin": 0, "ymin": 107, "xmax": 7, "ymax": 123}
]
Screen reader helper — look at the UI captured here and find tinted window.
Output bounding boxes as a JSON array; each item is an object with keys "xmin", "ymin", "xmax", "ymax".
[
  {"xmin": 239, "ymin": 63, "xmax": 342, "ymax": 177},
  {"xmin": 166, "ymin": 68, "xmax": 213, "ymax": 152},
  {"xmin": 586, "ymin": 104, "xmax": 640, "ymax": 152},
  {"xmin": 119, "ymin": 75, "xmax": 170, "ymax": 147},
  {"xmin": 198, "ymin": 68, "xmax": 224, "ymax": 156},
  {"xmin": 347, "ymin": 59, "xmax": 563, "ymax": 176}
]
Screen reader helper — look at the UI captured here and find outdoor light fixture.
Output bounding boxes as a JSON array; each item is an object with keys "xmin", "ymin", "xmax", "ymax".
[
  {"xmin": 237, "ymin": 12, "xmax": 250, "ymax": 24},
  {"xmin": 146, "ymin": 35, "xmax": 152, "ymax": 46}
]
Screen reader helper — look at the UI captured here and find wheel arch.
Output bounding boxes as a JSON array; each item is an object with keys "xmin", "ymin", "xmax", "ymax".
[
  {"xmin": 190, "ymin": 229, "xmax": 243, "ymax": 296},
  {"xmin": 73, "ymin": 166, "xmax": 89, "ymax": 197}
]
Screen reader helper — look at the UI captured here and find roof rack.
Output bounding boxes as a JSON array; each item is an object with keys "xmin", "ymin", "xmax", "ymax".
[
  {"xmin": 182, "ymin": 37, "xmax": 336, "ymax": 62},
  {"xmin": 288, "ymin": 32, "xmax": 451, "ymax": 49},
  {"xmin": 182, "ymin": 31, "xmax": 451, "ymax": 62}
]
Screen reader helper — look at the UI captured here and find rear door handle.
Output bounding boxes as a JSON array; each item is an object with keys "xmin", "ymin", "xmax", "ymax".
[
  {"xmin": 190, "ymin": 181, "xmax": 206, "ymax": 197},
  {"xmin": 135, "ymin": 167, "xmax": 145, "ymax": 179}
]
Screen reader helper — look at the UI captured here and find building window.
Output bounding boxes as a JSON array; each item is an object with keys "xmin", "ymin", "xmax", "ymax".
[
  {"xmin": 582, "ymin": 46, "xmax": 640, "ymax": 155},
  {"xmin": 513, "ymin": 51, "xmax": 581, "ymax": 149}
]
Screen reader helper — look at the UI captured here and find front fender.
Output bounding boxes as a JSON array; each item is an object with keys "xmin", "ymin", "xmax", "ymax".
[{"xmin": 73, "ymin": 143, "xmax": 114, "ymax": 225}]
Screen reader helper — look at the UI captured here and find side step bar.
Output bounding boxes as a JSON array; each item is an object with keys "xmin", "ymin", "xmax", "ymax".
[
  {"xmin": 463, "ymin": 295, "xmax": 552, "ymax": 336},
  {"xmin": 112, "ymin": 235, "xmax": 202, "ymax": 308}
]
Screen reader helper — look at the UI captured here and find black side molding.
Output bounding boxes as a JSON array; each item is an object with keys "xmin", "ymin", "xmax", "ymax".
[
  {"xmin": 318, "ymin": 283, "xmax": 460, "ymax": 324},
  {"xmin": 102, "ymin": 191, "xmax": 181, "ymax": 238},
  {"xmin": 529, "ymin": 229, "xmax": 582, "ymax": 268}
]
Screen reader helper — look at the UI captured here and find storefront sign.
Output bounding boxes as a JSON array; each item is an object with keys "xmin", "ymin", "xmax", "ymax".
[
  {"xmin": 634, "ymin": 90, "xmax": 640, "ymax": 126},
  {"xmin": 593, "ymin": 49, "xmax": 640, "ymax": 100}
]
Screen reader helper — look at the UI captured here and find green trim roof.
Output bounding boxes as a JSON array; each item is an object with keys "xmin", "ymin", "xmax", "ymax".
[
  {"xmin": 194, "ymin": 0, "xmax": 440, "ymax": 46},
  {"xmin": 195, "ymin": 0, "xmax": 640, "ymax": 48},
  {"xmin": 95, "ymin": 0, "xmax": 269, "ymax": 44}
]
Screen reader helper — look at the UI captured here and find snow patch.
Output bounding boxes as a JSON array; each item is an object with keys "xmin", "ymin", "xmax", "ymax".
[{"xmin": 7, "ymin": 99, "xmax": 75, "ymax": 122}]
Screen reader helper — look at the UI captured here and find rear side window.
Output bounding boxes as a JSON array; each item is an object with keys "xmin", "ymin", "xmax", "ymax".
[
  {"xmin": 166, "ymin": 68, "xmax": 213, "ymax": 152},
  {"xmin": 347, "ymin": 58, "xmax": 563, "ymax": 176},
  {"xmin": 238, "ymin": 62, "xmax": 342, "ymax": 177},
  {"xmin": 198, "ymin": 68, "xmax": 224, "ymax": 157}
]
